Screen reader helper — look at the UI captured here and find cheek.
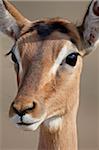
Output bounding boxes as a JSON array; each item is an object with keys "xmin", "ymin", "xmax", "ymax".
[
  {"xmin": 46, "ymin": 95, "xmax": 66, "ymax": 119},
  {"xmin": 45, "ymin": 81, "xmax": 68, "ymax": 118}
]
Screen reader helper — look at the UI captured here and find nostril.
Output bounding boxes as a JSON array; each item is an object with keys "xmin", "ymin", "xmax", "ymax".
[
  {"xmin": 25, "ymin": 101, "xmax": 37, "ymax": 112},
  {"xmin": 12, "ymin": 102, "xmax": 25, "ymax": 116},
  {"xmin": 33, "ymin": 101, "xmax": 36, "ymax": 109},
  {"xmin": 11, "ymin": 100, "xmax": 37, "ymax": 116},
  {"xmin": 12, "ymin": 102, "xmax": 17, "ymax": 113}
]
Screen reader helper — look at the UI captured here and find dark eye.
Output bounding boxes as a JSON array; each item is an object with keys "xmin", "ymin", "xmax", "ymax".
[
  {"xmin": 11, "ymin": 53, "xmax": 19, "ymax": 72},
  {"xmin": 66, "ymin": 52, "xmax": 79, "ymax": 66},
  {"xmin": 11, "ymin": 53, "xmax": 18, "ymax": 64}
]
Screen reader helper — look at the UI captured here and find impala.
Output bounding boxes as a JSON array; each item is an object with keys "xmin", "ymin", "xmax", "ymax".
[{"xmin": 0, "ymin": 0, "xmax": 99, "ymax": 150}]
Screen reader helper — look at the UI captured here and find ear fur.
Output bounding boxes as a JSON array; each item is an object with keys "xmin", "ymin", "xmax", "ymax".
[
  {"xmin": 0, "ymin": 0, "xmax": 30, "ymax": 39},
  {"xmin": 78, "ymin": 0, "xmax": 99, "ymax": 55}
]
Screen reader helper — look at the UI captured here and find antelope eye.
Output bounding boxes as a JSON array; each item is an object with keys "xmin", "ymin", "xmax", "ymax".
[
  {"xmin": 66, "ymin": 52, "xmax": 79, "ymax": 66},
  {"xmin": 11, "ymin": 53, "xmax": 19, "ymax": 72},
  {"xmin": 11, "ymin": 53, "xmax": 18, "ymax": 64}
]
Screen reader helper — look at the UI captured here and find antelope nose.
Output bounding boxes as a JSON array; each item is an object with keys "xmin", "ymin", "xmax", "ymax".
[{"xmin": 12, "ymin": 101, "xmax": 36, "ymax": 117}]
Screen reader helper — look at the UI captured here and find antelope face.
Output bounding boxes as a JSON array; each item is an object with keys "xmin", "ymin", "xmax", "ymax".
[
  {"xmin": 1, "ymin": 0, "xmax": 98, "ymax": 131},
  {"xmin": 9, "ymin": 19, "xmax": 83, "ymax": 131}
]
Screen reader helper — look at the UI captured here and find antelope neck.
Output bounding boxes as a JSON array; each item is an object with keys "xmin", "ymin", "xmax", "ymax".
[{"xmin": 38, "ymin": 112, "xmax": 78, "ymax": 150}]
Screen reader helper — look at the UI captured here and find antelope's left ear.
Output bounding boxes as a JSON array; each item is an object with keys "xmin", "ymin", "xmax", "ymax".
[
  {"xmin": 0, "ymin": 0, "xmax": 31, "ymax": 40},
  {"xmin": 78, "ymin": 0, "xmax": 99, "ymax": 56}
]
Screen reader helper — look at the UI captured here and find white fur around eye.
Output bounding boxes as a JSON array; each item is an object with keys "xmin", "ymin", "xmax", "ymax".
[
  {"xmin": 13, "ymin": 45, "xmax": 23, "ymax": 84},
  {"xmin": 14, "ymin": 45, "xmax": 22, "ymax": 72},
  {"xmin": 49, "ymin": 41, "xmax": 78, "ymax": 76}
]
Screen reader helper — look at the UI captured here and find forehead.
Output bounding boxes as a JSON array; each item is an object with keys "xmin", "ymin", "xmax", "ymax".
[{"xmin": 18, "ymin": 18, "xmax": 82, "ymax": 56}]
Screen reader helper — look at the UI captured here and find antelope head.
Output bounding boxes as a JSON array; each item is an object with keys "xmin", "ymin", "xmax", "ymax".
[{"xmin": 0, "ymin": 0, "xmax": 99, "ymax": 132}]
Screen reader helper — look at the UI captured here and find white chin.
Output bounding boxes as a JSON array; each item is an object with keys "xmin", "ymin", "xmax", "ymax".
[
  {"xmin": 16, "ymin": 122, "xmax": 40, "ymax": 131},
  {"xmin": 11, "ymin": 113, "xmax": 47, "ymax": 131}
]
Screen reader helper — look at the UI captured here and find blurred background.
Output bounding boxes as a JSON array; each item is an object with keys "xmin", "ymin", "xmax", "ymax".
[{"xmin": 0, "ymin": 0, "xmax": 99, "ymax": 150}]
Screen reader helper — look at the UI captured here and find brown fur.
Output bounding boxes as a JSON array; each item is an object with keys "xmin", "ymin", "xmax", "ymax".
[
  {"xmin": 9, "ymin": 26, "xmax": 82, "ymax": 150},
  {"xmin": 3, "ymin": 0, "xmax": 29, "ymax": 27},
  {"xmin": 0, "ymin": 0, "xmax": 98, "ymax": 150}
]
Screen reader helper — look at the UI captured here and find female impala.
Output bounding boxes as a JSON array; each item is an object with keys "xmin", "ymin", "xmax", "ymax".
[{"xmin": 0, "ymin": 0, "xmax": 99, "ymax": 150}]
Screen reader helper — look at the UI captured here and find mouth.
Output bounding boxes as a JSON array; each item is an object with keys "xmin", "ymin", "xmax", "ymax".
[
  {"xmin": 17, "ymin": 121, "xmax": 39, "ymax": 126},
  {"xmin": 16, "ymin": 120, "xmax": 42, "ymax": 131},
  {"xmin": 11, "ymin": 113, "xmax": 47, "ymax": 131}
]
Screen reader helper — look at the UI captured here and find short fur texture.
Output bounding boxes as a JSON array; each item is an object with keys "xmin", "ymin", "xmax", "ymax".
[{"xmin": 0, "ymin": 0, "xmax": 99, "ymax": 150}]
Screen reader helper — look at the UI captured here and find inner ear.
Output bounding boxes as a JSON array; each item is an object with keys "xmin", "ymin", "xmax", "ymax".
[
  {"xmin": 93, "ymin": 1, "xmax": 99, "ymax": 16},
  {"xmin": 0, "ymin": 0, "xmax": 31, "ymax": 39}
]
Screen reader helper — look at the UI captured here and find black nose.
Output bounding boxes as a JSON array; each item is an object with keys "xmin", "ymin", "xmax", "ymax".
[{"xmin": 12, "ymin": 101, "xmax": 36, "ymax": 117}]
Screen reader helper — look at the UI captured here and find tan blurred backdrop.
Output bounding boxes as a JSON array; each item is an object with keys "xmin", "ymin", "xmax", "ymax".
[{"xmin": 0, "ymin": 0, "xmax": 99, "ymax": 150}]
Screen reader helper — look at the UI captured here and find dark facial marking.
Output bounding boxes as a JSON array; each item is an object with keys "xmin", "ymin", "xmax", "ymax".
[{"xmin": 21, "ymin": 21, "xmax": 70, "ymax": 39}]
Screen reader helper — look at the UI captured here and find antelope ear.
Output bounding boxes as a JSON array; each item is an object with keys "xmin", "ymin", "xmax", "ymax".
[
  {"xmin": 78, "ymin": 0, "xmax": 99, "ymax": 56},
  {"xmin": 0, "ymin": 0, "xmax": 30, "ymax": 39}
]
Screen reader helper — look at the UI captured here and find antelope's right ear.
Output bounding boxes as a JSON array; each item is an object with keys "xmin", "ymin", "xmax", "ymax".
[
  {"xmin": 0, "ymin": 0, "xmax": 30, "ymax": 40},
  {"xmin": 78, "ymin": 0, "xmax": 99, "ymax": 56}
]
